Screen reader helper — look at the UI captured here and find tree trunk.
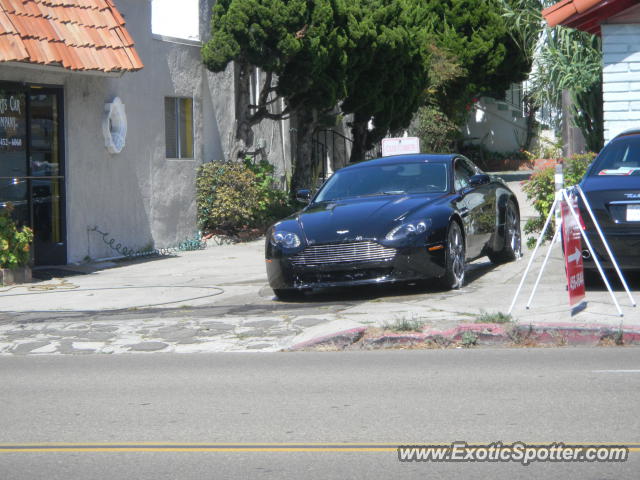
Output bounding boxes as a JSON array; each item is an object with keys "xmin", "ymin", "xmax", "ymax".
[
  {"xmin": 562, "ymin": 89, "xmax": 586, "ymax": 157},
  {"xmin": 349, "ymin": 113, "xmax": 370, "ymax": 163},
  {"xmin": 523, "ymin": 95, "xmax": 538, "ymax": 152},
  {"xmin": 231, "ymin": 61, "xmax": 254, "ymax": 161},
  {"xmin": 291, "ymin": 109, "xmax": 320, "ymax": 194}
]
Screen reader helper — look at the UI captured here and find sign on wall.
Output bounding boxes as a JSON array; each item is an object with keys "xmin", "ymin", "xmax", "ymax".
[
  {"xmin": 381, "ymin": 137, "xmax": 420, "ymax": 157},
  {"xmin": 0, "ymin": 93, "xmax": 25, "ymax": 152}
]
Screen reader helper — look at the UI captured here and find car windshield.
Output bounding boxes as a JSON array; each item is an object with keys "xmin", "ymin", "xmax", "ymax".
[
  {"xmin": 314, "ymin": 162, "xmax": 448, "ymax": 202},
  {"xmin": 592, "ymin": 136, "xmax": 640, "ymax": 176}
]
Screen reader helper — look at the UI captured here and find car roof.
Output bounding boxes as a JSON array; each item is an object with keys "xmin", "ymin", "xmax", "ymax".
[
  {"xmin": 344, "ymin": 154, "xmax": 456, "ymax": 170},
  {"xmin": 613, "ymin": 128, "xmax": 640, "ymax": 139}
]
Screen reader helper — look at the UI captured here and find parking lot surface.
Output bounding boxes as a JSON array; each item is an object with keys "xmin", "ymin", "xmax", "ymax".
[{"xmin": 1, "ymin": 176, "xmax": 638, "ymax": 354}]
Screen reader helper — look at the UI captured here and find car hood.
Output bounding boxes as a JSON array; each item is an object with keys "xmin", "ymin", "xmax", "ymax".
[{"xmin": 297, "ymin": 194, "xmax": 443, "ymax": 244}]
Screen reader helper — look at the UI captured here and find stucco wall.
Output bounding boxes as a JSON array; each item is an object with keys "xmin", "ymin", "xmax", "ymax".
[
  {"xmin": 463, "ymin": 98, "xmax": 527, "ymax": 153},
  {"xmin": 0, "ymin": 0, "xmax": 236, "ymax": 263},
  {"xmin": 602, "ymin": 23, "xmax": 640, "ymax": 142}
]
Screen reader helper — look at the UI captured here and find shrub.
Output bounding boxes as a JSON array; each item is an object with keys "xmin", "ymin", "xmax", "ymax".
[
  {"xmin": 409, "ymin": 104, "xmax": 460, "ymax": 153},
  {"xmin": 0, "ymin": 203, "xmax": 33, "ymax": 268},
  {"xmin": 243, "ymin": 158, "xmax": 294, "ymax": 223},
  {"xmin": 460, "ymin": 144, "xmax": 530, "ymax": 171},
  {"xmin": 522, "ymin": 152, "xmax": 596, "ymax": 248},
  {"xmin": 196, "ymin": 159, "xmax": 295, "ymax": 234}
]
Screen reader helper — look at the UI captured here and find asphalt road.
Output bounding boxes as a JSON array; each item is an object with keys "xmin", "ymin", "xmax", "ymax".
[{"xmin": 1, "ymin": 348, "xmax": 639, "ymax": 479}]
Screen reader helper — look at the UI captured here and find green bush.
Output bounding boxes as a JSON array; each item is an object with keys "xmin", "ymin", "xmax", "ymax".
[
  {"xmin": 522, "ymin": 153, "xmax": 596, "ymax": 248},
  {"xmin": 0, "ymin": 203, "xmax": 33, "ymax": 268},
  {"xmin": 243, "ymin": 158, "xmax": 294, "ymax": 222},
  {"xmin": 409, "ymin": 105, "xmax": 460, "ymax": 153},
  {"xmin": 196, "ymin": 159, "xmax": 294, "ymax": 234}
]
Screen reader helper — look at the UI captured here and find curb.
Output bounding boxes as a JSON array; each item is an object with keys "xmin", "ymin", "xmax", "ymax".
[
  {"xmin": 289, "ymin": 327, "xmax": 366, "ymax": 350},
  {"xmin": 290, "ymin": 322, "xmax": 640, "ymax": 350}
]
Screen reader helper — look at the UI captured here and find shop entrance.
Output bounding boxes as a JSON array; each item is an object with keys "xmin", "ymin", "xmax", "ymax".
[{"xmin": 0, "ymin": 83, "xmax": 66, "ymax": 265}]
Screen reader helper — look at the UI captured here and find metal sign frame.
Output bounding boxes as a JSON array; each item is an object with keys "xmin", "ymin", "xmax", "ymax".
[{"xmin": 508, "ymin": 185, "xmax": 636, "ymax": 317}]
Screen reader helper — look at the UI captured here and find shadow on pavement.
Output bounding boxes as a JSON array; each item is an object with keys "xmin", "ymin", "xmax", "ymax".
[{"xmin": 274, "ymin": 259, "xmax": 498, "ymax": 304}]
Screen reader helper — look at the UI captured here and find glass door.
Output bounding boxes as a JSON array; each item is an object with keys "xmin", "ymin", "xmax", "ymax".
[
  {"xmin": 0, "ymin": 84, "xmax": 66, "ymax": 265},
  {"xmin": 29, "ymin": 88, "xmax": 66, "ymax": 265}
]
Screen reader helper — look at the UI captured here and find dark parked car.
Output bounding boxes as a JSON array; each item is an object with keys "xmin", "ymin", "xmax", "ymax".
[
  {"xmin": 266, "ymin": 154, "xmax": 521, "ymax": 300},
  {"xmin": 578, "ymin": 129, "xmax": 640, "ymax": 272}
]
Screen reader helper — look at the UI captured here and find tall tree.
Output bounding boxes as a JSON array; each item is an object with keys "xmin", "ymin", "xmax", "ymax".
[
  {"xmin": 203, "ymin": 0, "xmax": 533, "ymax": 187},
  {"xmin": 421, "ymin": 0, "xmax": 532, "ymax": 122},
  {"xmin": 345, "ymin": 0, "xmax": 533, "ymax": 161},
  {"xmin": 202, "ymin": 0, "xmax": 353, "ymax": 191},
  {"xmin": 340, "ymin": 0, "xmax": 432, "ymax": 162}
]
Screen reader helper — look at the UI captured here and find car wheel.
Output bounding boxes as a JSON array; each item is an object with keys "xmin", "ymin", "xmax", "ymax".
[
  {"xmin": 439, "ymin": 221, "xmax": 465, "ymax": 290},
  {"xmin": 273, "ymin": 288, "xmax": 304, "ymax": 301},
  {"xmin": 488, "ymin": 200, "xmax": 521, "ymax": 264}
]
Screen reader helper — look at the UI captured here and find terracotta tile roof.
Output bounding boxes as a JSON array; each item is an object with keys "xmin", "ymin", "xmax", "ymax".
[
  {"xmin": 0, "ymin": 0, "xmax": 143, "ymax": 72},
  {"xmin": 542, "ymin": 0, "xmax": 638, "ymax": 35}
]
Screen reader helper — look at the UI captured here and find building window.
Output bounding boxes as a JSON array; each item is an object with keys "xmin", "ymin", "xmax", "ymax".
[
  {"xmin": 164, "ymin": 97, "xmax": 194, "ymax": 159},
  {"xmin": 151, "ymin": 0, "xmax": 199, "ymax": 42}
]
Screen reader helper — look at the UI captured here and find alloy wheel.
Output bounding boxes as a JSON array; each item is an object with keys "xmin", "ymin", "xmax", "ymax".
[
  {"xmin": 506, "ymin": 203, "xmax": 522, "ymax": 258},
  {"xmin": 448, "ymin": 223, "xmax": 465, "ymax": 288}
]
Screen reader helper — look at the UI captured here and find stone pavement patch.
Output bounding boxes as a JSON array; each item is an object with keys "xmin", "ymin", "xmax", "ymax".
[
  {"xmin": 243, "ymin": 319, "xmax": 281, "ymax": 328},
  {"xmin": 11, "ymin": 341, "xmax": 51, "ymax": 355},
  {"xmin": 293, "ymin": 317, "xmax": 329, "ymax": 327},
  {"xmin": 129, "ymin": 342, "xmax": 169, "ymax": 352}
]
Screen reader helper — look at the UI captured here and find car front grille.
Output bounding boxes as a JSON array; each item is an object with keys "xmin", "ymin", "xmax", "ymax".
[{"xmin": 290, "ymin": 241, "xmax": 396, "ymax": 266}]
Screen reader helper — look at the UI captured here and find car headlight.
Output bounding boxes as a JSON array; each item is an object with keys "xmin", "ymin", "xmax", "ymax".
[
  {"xmin": 385, "ymin": 219, "xmax": 431, "ymax": 241},
  {"xmin": 271, "ymin": 230, "xmax": 301, "ymax": 248}
]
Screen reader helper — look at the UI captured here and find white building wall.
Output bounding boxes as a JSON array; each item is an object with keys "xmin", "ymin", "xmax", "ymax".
[
  {"xmin": 0, "ymin": 0, "xmax": 296, "ymax": 265},
  {"xmin": 463, "ymin": 97, "xmax": 527, "ymax": 153},
  {"xmin": 602, "ymin": 24, "xmax": 640, "ymax": 142}
]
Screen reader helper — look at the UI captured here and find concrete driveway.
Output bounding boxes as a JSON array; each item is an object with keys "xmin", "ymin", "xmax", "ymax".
[{"xmin": 1, "ymin": 174, "xmax": 638, "ymax": 354}]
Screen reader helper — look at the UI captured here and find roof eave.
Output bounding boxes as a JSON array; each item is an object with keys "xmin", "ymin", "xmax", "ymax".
[
  {"xmin": 4, "ymin": 60, "xmax": 129, "ymax": 78},
  {"xmin": 543, "ymin": 0, "xmax": 640, "ymax": 34}
]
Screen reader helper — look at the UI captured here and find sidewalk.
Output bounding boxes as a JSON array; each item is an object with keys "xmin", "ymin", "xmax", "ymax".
[{"xmin": 1, "ymin": 175, "xmax": 638, "ymax": 355}]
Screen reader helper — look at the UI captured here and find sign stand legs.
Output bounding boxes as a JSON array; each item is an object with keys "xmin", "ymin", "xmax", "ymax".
[
  {"xmin": 526, "ymin": 222, "xmax": 560, "ymax": 310},
  {"xmin": 575, "ymin": 185, "xmax": 636, "ymax": 308},
  {"xmin": 509, "ymin": 188, "xmax": 634, "ymax": 318},
  {"xmin": 508, "ymin": 198, "xmax": 558, "ymax": 315},
  {"xmin": 561, "ymin": 189, "xmax": 624, "ymax": 317}
]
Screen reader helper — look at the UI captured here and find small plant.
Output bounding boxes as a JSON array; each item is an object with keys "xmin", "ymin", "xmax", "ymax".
[
  {"xmin": 460, "ymin": 330, "xmax": 478, "ymax": 347},
  {"xmin": 475, "ymin": 310, "xmax": 513, "ymax": 324},
  {"xmin": 384, "ymin": 316, "xmax": 426, "ymax": 332},
  {"xmin": 0, "ymin": 203, "xmax": 33, "ymax": 269}
]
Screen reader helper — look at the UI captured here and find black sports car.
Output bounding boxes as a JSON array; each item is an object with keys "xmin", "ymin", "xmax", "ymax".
[
  {"xmin": 266, "ymin": 154, "xmax": 521, "ymax": 299},
  {"xmin": 578, "ymin": 129, "xmax": 640, "ymax": 272}
]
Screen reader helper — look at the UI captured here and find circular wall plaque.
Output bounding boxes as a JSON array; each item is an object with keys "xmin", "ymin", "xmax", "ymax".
[{"xmin": 103, "ymin": 97, "xmax": 127, "ymax": 154}]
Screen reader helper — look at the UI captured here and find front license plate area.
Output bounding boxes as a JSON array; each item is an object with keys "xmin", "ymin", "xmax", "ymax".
[{"xmin": 627, "ymin": 204, "xmax": 640, "ymax": 221}]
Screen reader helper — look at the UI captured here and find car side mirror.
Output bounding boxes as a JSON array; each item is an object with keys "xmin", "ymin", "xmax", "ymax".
[
  {"xmin": 469, "ymin": 174, "xmax": 490, "ymax": 187},
  {"xmin": 296, "ymin": 189, "xmax": 311, "ymax": 203}
]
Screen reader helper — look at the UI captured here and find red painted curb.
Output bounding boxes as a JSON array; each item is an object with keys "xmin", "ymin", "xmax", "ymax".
[{"xmin": 290, "ymin": 322, "xmax": 640, "ymax": 350}]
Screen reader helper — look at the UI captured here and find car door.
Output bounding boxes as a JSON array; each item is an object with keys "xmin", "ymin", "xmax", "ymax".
[
  {"xmin": 464, "ymin": 158, "xmax": 496, "ymax": 253},
  {"xmin": 453, "ymin": 158, "xmax": 479, "ymax": 257}
]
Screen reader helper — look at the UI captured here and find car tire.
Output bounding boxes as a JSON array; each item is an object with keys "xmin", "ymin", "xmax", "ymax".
[
  {"xmin": 273, "ymin": 288, "xmax": 304, "ymax": 301},
  {"xmin": 488, "ymin": 200, "xmax": 522, "ymax": 264},
  {"xmin": 438, "ymin": 221, "xmax": 466, "ymax": 290}
]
